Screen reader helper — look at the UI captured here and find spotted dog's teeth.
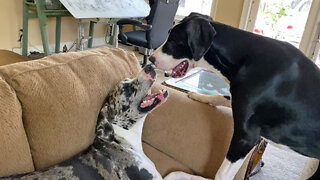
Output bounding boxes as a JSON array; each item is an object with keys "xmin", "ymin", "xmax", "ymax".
[{"xmin": 143, "ymin": 100, "xmax": 147, "ymax": 103}]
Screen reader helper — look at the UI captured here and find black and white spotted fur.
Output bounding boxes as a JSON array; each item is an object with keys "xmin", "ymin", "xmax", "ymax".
[
  {"xmin": 1, "ymin": 64, "xmax": 168, "ymax": 180},
  {"xmin": 150, "ymin": 12, "xmax": 320, "ymax": 180}
]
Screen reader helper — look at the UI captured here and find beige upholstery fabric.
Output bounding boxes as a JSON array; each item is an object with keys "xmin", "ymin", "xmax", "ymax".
[
  {"xmin": 142, "ymin": 142, "xmax": 194, "ymax": 176},
  {"xmin": 0, "ymin": 47, "xmax": 141, "ymax": 170},
  {"xmin": 0, "ymin": 47, "xmax": 235, "ymax": 179},
  {"xmin": 143, "ymin": 84, "xmax": 234, "ymax": 178},
  {"xmin": 0, "ymin": 77, "xmax": 34, "ymax": 177}
]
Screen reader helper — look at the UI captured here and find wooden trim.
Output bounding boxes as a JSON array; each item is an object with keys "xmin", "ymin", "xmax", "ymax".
[
  {"xmin": 299, "ymin": 0, "xmax": 320, "ymax": 61},
  {"xmin": 239, "ymin": 0, "xmax": 253, "ymax": 30},
  {"xmin": 239, "ymin": 0, "xmax": 260, "ymax": 31},
  {"xmin": 246, "ymin": 0, "xmax": 260, "ymax": 32},
  {"xmin": 210, "ymin": 0, "xmax": 219, "ymax": 20}
]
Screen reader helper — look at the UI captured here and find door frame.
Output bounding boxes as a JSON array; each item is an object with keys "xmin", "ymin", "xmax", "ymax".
[{"xmin": 239, "ymin": 0, "xmax": 260, "ymax": 31}]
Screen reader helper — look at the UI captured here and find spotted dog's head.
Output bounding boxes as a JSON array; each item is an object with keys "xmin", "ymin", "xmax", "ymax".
[
  {"xmin": 96, "ymin": 65, "xmax": 168, "ymax": 141},
  {"xmin": 150, "ymin": 12, "xmax": 216, "ymax": 78}
]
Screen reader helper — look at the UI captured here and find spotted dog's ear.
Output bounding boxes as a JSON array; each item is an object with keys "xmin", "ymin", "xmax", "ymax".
[{"xmin": 186, "ymin": 18, "xmax": 216, "ymax": 61}]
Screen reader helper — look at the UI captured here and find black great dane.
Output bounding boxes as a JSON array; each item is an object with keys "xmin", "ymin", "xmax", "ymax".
[{"xmin": 150, "ymin": 12, "xmax": 320, "ymax": 180}]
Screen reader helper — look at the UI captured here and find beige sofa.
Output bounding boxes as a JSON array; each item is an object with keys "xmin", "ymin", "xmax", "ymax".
[
  {"xmin": 0, "ymin": 47, "xmax": 316, "ymax": 179},
  {"xmin": 0, "ymin": 47, "xmax": 233, "ymax": 179}
]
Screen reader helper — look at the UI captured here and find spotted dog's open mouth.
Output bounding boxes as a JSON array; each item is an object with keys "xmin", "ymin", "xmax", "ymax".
[
  {"xmin": 139, "ymin": 89, "xmax": 168, "ymax": 112},
  {"xmin": 170, "ymin": 60, "xmax": 189, "ymax": 78}
]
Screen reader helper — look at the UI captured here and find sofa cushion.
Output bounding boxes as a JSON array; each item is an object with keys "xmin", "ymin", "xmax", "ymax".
[
  {"xmin": 0, "ymin": 47, "xmax": 141, "ymax": 170},
  {"xmin": 143, "ymin": 83, "xmax": 234, "ymax": 178},
  {"xmin": 142, "ymin": 142, "xmax": 194, "ymax": 176},
  {"xmin": 0, "ymin": 77, "xmax": 34, "ymax": 177}
]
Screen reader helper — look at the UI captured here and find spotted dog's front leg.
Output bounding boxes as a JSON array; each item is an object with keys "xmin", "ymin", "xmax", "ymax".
[{"xmin": 187, "ymin": 92, "xmax": 231, "ymax": 107}]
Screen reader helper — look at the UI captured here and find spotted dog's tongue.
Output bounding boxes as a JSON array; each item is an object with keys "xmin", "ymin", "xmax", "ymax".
[
  {"xmin": 171, "ymin": 60, "xmax": 189, "ymax": 78},
  {"xmin": 140, "ymin": 89, "xmax": 168, "ymax": 108}
]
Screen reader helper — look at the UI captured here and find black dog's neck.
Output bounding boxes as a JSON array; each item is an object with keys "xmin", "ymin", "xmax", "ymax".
[{"xmin": 204, "ymin": 22, "xmax": 256, "ymax": 80}]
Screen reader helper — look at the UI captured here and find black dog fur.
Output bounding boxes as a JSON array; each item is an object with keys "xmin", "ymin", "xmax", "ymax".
[{"xmin": 151, "ymin": 12, "xmax": 320, "ymax": 179}]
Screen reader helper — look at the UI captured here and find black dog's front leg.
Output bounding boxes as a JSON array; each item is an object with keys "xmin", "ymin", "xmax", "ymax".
[{"xmin": 215, "ymin": 127, "xmax": 258, "ymax": 180}]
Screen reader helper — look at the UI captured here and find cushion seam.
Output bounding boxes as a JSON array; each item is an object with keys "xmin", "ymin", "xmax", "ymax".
[
  {"xmin": 8, "ymin": 54, "xmax": 118, "ymax": 80},
  {"xmin": 142, "ymin": 140, "xmax": 196, "ymax": 174},
  {"xmin": 0, "ymin": 77, "xmax": 36, "ymax": 171}
]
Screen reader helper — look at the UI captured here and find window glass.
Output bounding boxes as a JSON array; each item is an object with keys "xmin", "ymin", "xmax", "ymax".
[{"xmin": 176, "ymin": 0, "xmax": 213, "ymax": 17}]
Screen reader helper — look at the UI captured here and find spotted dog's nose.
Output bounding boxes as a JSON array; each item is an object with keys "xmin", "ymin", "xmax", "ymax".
[
  {"xmin": 143, "ymin": 64, "xmax": 156, "ymax": 80},
  {"xmin": 149, "ymin": 56, "xmax": 156, "ymax": 64}
]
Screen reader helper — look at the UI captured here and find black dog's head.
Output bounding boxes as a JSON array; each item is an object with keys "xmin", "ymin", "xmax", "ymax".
[
  {"xmin": 150, "ymin": 12, "xmax": 216, "ymax": 78},
  {"xmin": 98, "ymin": 64, "xmax": 168, "ymax": 134}
]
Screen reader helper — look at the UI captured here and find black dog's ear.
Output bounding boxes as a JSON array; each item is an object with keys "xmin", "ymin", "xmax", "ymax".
[{"xmin": 186, "ymin": 18, "xmax": 216, "ymax": 61}]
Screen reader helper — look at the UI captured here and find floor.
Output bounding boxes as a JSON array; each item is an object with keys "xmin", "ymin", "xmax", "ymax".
[{"xmin": 251, "ymin": 144, "xmax": 307, "ymax": 180}]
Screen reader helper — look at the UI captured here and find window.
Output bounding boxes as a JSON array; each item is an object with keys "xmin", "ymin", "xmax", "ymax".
[
  {"xmin": 176, "ymin": 0, "xmax": 213, "ymax": 17},
  {"xmin": 252, "ymin": 0, "xmax": 312, "ymax": 48},
  {"xmin": 240, "ymin": 0, "xmax": 320, "ymax": 62}
]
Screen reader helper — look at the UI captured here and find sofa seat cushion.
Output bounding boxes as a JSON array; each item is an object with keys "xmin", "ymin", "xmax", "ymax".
[
  {"xmin": 0, "ymin": 76, "xmax": 34, "ymax": 177},
  {"xmin": 142, "ymin": 142, "xmax": 194, "ymax": 176},
  {"xmin": 0, "ymin": 47, "xmax": 141, "ymax": 170},
  {"xmin": 143, "ymin": 83, "xmax": 234, "ymax": 178}
]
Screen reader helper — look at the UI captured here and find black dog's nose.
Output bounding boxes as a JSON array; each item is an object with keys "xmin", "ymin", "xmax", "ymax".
[
  {"xmin": 143, "ymin": 64, "xmax": 156, "ymax": 79},
  {"xmin": 149, "ymin": 56, "xmax": 156, "ymax": 64},
  {"xmin": 144, "ymin": 64, "xmax": 154, "ymax": 72}
]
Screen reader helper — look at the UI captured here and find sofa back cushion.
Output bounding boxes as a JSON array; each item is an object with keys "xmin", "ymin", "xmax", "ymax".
[
  {"xmin": 0, "ymin": 77, "xmax": 34, "ymax": 177},
  {"xmin": 0, "ymin": 47, "xmax": 141, "ymax": 170}
]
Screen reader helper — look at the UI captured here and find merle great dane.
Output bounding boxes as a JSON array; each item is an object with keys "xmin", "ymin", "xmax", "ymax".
[
  {"xmin": 150, "ymin": 12, "xmax": 320, "ymax": 180},
  {"xmin": 0, "ymin": 64, "xmax": 168, "ymax": 180}
]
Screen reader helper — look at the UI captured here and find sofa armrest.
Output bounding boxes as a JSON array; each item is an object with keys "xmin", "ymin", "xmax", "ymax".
[{"xmin": 143, "ymin": 83, "xmax": 233, "ymax": 178}]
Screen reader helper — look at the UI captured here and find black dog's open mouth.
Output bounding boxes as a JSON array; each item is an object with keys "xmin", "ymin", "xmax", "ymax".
[
  {"xmin": 170, "ymin": 60, "xmax": 189, "ymax": 78},
  {"xmin": 139, "ymin": 89, "xmax": 168, "ymax": 112}
]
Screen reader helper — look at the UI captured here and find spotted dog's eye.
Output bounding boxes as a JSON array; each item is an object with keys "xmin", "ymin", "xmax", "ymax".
[
  {"xmin": 122, "ymin": 83, "xmax": 136, "ymax": 98},
  {"xmin": 168, "ymin": 28, "xmax": 172, "ymax": 34}
]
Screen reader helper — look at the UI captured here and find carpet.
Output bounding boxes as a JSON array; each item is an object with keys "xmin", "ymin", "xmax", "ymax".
[{"xmin": 251, "ymin": 144, "xmax": 307, "ymax": 180}]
